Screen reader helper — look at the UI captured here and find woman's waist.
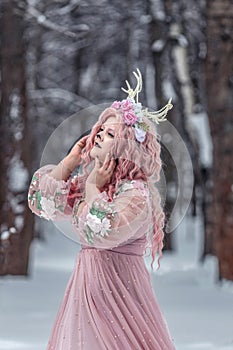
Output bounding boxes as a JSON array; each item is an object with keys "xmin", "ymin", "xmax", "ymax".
[{"xmin": 81, "ymin": 234, "xmax": 148, "ymax": 256}]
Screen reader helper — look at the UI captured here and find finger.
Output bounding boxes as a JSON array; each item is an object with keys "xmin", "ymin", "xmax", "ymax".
[
  {"xmin": 95, "ymin": 156, "xmax": 101, "ymax": 169},
  {"xmin": 76, "ymin": 141, "xmax": 85, "ymax": 149},
  {"xmin": 77, "ymin": 135, "xmax": 89, "ymax": 148},
  {"xmin": 103, "ymin": 152, "xmax": 110, "ymax": 167},
  {"xmin": 104, "ymin": 159, "xmax": 115, "ymax": 175},
  {"xmin": 107, "ymin": 157, "xmax": 115, "ymax": 167},
  {"xmin": 81, "ymin": 135, "xmax": 89, "ymax": 142},
  {"xmin": 76, "ymin": 143, "xmax": 82, "ymax": 149},
  {"xmin": 110, "ymin": 159, "xmax": 116, "ymax": 173}
]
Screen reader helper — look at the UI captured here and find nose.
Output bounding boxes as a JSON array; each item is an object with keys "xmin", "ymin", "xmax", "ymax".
[{"xmin": 97, "ymin": 130, "xmax": 104, "ymax": 141}]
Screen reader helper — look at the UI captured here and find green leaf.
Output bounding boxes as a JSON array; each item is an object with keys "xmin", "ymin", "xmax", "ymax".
[
  {"xmin": 86, "ymin": 227, "xmax": 94, "ymax": 244},
  {"xmin": 57, "ymin": 205, "xmax": 64, "ymax": 212},
  {"xmin": 35, "ymin": 191, "xmax": 42, "ymax": 210},
  {"xmin": 90, "ymin": 207, "xmax": 106, "ymax": 220}
]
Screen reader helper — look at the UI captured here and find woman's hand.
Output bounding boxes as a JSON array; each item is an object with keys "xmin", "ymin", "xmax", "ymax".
[
  {"xmin": 85, "ymin": 153, "xmax": 116, "ymax": 202},
  {"xmin": 48, "ymin": 135, "xmax": 89, "ymax": 181},
  {"xmin": 64, "ymin": 135, "xmax": 89, "ymax": 171},
  {"xmin": 87, "ymin": 153, "xmax": 116, "ymax": 188}
]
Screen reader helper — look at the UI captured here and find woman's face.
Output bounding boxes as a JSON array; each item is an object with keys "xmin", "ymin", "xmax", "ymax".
[{"xmin": 90, "ymin": 116, "xmax": 118, "ymax": 163}]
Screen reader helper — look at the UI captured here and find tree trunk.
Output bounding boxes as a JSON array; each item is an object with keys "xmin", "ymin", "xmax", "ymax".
[
  {"xmin": 205, "ymin": 0, "xmax": 233, "ymax": 280},
  {"xmin": 0, "ymin": 0, "xmax": 34, "ymax": 275}
]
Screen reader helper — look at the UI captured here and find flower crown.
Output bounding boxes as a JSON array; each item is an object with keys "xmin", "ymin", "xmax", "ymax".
[{"xmin": 111, "ymin": 68, "xmax": 173, "ymax": 142}]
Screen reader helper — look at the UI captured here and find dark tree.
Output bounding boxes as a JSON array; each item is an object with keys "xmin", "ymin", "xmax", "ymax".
[
  {"xmin": 205, "ymin": 0, "xmax": 233, "ymax": 280},
  {"xmin": 0, "ymin": 0, "xmax": 34, "ymax": 274}
]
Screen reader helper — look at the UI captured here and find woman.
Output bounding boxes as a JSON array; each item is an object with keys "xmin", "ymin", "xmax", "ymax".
[{"xmin": 28, "ymin": 69, "xmax": 176, "ymax": 349}]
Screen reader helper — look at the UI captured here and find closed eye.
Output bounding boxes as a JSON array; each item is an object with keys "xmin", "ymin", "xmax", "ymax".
[{"xmin": 99, "ymin": 127, "xmax": 114, "ymax": 138}]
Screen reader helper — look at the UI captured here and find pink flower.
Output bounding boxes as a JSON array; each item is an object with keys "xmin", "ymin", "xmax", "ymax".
[
  {"xmin": 121, "ymin": 99, "xmax": 134, "ymax": 112},
  {"xmin": 123, "ymin": 110, "xmax": 138, "ymax": 125},
  {"xmin": 111, "ymin": 101, "xmax": 121, "ymax": 109}
]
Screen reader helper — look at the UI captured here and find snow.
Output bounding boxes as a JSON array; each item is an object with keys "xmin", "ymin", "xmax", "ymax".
[
  {"xmin": 188, "ymin": 112, "xmax": 213, "ymax": 168},
  {"xmin": 9, "ymin": 227, "xmax": 17, "ymax": 234},
  {"xmin": 162, "ymin": 79, "xmax": 177, "ymax": 102},
  {"xmin": 150, "ymin": 0, "xmax": 166, "ymax": 21},
  {"xmin": 14, "ymin": 216, "xmax": 25, "ymax": 231},
  {"xmin": 37, "ymin": 15, "xmax": 46, "ymax": 24},
  {"xmin": 0, "ymin": 231, "xmax": 10, "ymax": 240},
  {"xmin": 152, "ymin": 39, "xmax": 165, "ymax": 52},
  {"xmin": 9, "ymin": 91, "xmax": 21, "ymax": 120},
  {"xmin": 8, "ymin": 155, "xmax": 29, "ymax": 192},
  {"xmin": 0, "ymin": 216, "xmax": 233, "ymax": 350}
]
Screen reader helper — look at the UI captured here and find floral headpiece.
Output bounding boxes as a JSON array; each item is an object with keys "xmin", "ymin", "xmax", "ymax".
[{"xmin": 111, "ymin": 68, "xmax": 173, "ymax": 142}]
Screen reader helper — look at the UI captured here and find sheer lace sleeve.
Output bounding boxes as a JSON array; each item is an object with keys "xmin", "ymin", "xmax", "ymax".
[
  {"xmin": 28, "ymin": 165, "xmax": 76, "ymax": 221},
  {"xmin": 28, "ymin": 167, "xmax": 152, "ymax": 249},
  {"xmin": 72, "ymin": 180, "xmax": 151, "ymax": 249}
]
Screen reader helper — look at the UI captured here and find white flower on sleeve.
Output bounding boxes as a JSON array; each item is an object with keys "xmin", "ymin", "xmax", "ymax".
[
  {"xmin": 86, "ymin": 213, "xmax": 102, "ymax": 233},
  {"xmin": 100, "ymin": 217, "xmax": 111, "ymax": 236},
  {"xmin": 40, "ymin": 197, "xmax": 56, "ymax": 220},
  {"xmin": 122, "ymin": 182, "xmax": 134, "ymax": 191},
  {"xmin": 83, "ymin": 196, "xmax": 116, "ymax": 244}
]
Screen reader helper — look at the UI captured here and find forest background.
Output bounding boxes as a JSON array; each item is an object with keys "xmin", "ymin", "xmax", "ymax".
[{"xmin": 0, "ymin": 1, "xmax": 232, "ymax": 280}]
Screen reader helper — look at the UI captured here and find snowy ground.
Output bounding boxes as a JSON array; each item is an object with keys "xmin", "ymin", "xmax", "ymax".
[{"xmin": 0, "ymin": 216, "xmax": 233, "ymax": 350}]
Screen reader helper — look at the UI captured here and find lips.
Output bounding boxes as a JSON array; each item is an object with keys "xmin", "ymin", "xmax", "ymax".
[{"xmin": 94, "ymin": 141, "xmax": 101, "ymax": 148}]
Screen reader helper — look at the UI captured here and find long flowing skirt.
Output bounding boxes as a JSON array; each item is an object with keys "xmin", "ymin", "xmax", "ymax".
[{"xmin": 46, "ymin": 247, "xmax": 176, "ymax": 350}]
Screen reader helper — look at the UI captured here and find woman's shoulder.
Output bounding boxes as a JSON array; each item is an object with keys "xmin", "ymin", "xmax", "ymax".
[{"xmin": 114, "ymin": 178, "xmax": 149, "ymax": 197}]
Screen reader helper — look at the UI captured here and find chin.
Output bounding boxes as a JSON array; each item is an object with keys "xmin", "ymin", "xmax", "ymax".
[
  {"xmin": 90, "ymin": 148, "xmax": 106, "ymax": 163},
  {"xmin": 90, "ymin": 148, "xmax": 99, "ymax": 160}
]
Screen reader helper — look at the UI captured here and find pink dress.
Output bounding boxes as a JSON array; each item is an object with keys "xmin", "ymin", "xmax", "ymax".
[{"xmin": 28, "ymin": 165, "xmax": 176, "ymax": 349}]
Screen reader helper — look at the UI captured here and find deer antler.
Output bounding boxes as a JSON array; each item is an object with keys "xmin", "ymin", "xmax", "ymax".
[
  {"xmin": 142, "ymin": 98, "xmax": 173, "ymax": 124},
  {"xmin": 121, "ymin": 68, "xmax": 142, "ymax": 103},
  {"xmin": 120, "ymin": 69, "xmax": 173, "ymax": 124}
]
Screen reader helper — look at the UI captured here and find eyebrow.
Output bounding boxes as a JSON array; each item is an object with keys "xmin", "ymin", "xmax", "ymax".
[{"xmin": 101, "ymin": 125, "xmax": 116, "ymax": 132}]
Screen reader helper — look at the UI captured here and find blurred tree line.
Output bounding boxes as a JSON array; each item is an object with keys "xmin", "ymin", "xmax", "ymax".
[{"xmin": 0, "ymin": 0, "xmax": 232, "ymax": 280}]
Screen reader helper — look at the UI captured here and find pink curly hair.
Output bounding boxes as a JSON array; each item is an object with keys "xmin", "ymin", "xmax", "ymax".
[{"xmin": 68, "ymin": 107, "xmax": 165, "ymax": 271}]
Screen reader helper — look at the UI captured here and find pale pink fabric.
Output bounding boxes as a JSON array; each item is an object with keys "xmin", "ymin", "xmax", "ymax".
[{"xmin": 28, "ymin": 165, "xmax": 176, "ymax": 349}]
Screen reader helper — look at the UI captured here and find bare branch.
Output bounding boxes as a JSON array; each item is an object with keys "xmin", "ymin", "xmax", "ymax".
[
  {"xmin": 16, "ymin": 1, "xmax": 89, "ymax": 38},
  {"xmin": 45, "ymin": 0, "xmax": 81, "ymax": 16},
  {"xmin": 29, "ymin": 88, "xmax": 92, "ymax": 109}
]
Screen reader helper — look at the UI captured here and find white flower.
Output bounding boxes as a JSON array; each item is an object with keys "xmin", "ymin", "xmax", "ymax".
[
  {"xmin": 134, "ymin": 124, "xmax": 147, "ymax": 142},
  {"xmin": 122, "ymin": 183, "xmax": 134, "ymax": 191},
  {"xmin": 86, "ymin": 213, "xmax": 102, "ymax": 233},
  {"xmin": 135, "ymin": 110, "xmax": 143, "ymax": 122},
  {"xmin": 130, "ymin": 101, "xmax": 143, "ymax": 121},
  {"xmin": 101, "ymin": 217, "xmax": 111, "ymax": 236},
  {"xmin": 40, "ymin": 197, "xmax": 56, "ymax": 219},
  {"xmin": 134, "ymin": 102, "xmax": 142, "ymax": 112}
]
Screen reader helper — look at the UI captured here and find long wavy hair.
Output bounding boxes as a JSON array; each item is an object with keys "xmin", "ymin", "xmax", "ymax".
[{"xmin": 68, "ymin": 107, "xmax": 165, "ymax": 271}]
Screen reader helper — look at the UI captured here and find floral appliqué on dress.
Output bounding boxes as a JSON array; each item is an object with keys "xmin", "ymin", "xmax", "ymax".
[
  {"xmin": 114, "ymin": 179, "xmax": 148, "ymax": 198},
  {"xmin": 81, "ymin": 180, "xmax": 148, "ymax": 245},
  {"xmin": 28, "ymin": 174, "xmax": 70, "ymax": 220},
  {"xmin": 84, "ymin": 197, "xmax": 117, "ymax": 244}
]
